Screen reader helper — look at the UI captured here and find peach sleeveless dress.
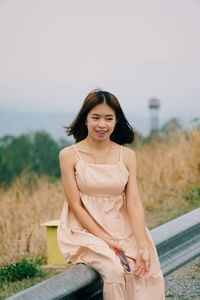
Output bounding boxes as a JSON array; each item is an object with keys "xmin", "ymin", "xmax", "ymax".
[{"xmin": 57, "ymin": 145, "xmax": 165, "ymax": 300}]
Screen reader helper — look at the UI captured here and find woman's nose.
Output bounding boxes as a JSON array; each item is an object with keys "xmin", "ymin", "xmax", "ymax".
[{"xmin": 98, "ymin": 118, "xmax": 106, "ymax": 127}]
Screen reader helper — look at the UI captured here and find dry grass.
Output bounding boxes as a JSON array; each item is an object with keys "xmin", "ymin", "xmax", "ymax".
[
  {"xmin": 137, "ymin": 129, "xmax": 200, "ymax": 208},
  {"xmin": 0, "ymin": 129, "xmax": 200, "ymax": 265},
  {"xmin": 0, "ymin": 176, "xmax": 64, "ymax": 265},
  {"xmin": 136, "ymin": 129, "xmax": 200, "ymax": 227}
]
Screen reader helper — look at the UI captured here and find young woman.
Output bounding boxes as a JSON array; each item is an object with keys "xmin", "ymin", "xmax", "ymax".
[{"xmin": 57, "ymin": 89, "xmax": 165, "ymax": 299}]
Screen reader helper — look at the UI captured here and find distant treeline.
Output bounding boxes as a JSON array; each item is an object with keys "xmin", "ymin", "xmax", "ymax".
[
  {"xmin": 1, "ymin": 118, "xmax": 199, "ymax": 188},
  {"xmin": 0, "ymin": 131, "xmax": 71, "ymax": 187}
]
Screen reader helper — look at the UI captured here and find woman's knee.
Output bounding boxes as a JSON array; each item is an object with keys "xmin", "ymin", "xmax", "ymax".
[{"xmin": 103, "ymin": 261, "xmax": 125, "ymax": 284}]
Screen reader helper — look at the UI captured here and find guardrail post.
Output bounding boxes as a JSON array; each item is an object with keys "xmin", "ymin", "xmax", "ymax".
[{"xmin": 40, "ymin": 220, "xmax": 64, "ymax": 265}]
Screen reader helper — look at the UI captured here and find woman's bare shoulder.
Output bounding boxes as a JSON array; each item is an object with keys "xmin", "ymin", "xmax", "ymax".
[
  {"xmin": 122, "ymin": 145, "xmax": 137, "ymax": 168},
  {"xmin": 123, "ymin": 145, "xmax": 136, "ymax": 158},
  {"xmin": 59, "ymin": 145, "xmax": 76, "ymax": 167}
]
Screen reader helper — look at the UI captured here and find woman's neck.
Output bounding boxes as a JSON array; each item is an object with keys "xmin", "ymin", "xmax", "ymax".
[{"xmin": 84, "ymin": 137, "xmax": 112, "ymax": 151}]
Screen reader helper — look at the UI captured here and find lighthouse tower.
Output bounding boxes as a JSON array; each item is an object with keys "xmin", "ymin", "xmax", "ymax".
[{"xmin": 148, "ymin": 98, "xmax": 160, "ymax": 135}]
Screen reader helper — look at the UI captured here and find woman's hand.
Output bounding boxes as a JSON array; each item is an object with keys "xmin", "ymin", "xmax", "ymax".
[
  {"xmin": 104, "ymin": 238, "xmax": 125, "ymax": 252},
  {"xmin": 134, "ymin": 246, "xmax": 151, "ymax": 278}
]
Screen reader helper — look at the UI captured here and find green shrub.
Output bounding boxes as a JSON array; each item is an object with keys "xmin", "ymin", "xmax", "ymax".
[
  {"xmin": 0, "ymin": 258, "xmax": 44, "ymax": 282},
  {"xmin": 184, "ymin": 188, "xmax": 200, "ymax": 204}
]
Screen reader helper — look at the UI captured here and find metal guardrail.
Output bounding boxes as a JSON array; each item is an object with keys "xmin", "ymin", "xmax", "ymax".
[
  {"xmin": 151, "ymin": 207, "xmax": 200, "ymax": 276},
  {"xmin": 6, "ymin": 207, "xmax": 200, "ymax": 300}
]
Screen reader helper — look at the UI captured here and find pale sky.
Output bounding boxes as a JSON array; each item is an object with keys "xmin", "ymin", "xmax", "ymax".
[{"xmin": 0, "ymin": 0, "xmax": 200, "ymax": 126}]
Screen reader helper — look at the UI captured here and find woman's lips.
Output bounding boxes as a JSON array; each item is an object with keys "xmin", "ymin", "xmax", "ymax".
[{"xmin": 95, "ymin": 130, "xmax": 107, "ymax": 136}]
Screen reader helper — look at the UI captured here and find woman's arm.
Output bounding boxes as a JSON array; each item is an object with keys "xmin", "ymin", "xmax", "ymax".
[
  {"xmin": 125, "ymin": 148, "xmax": 149, "ymax": 247},
  {"xmin": 59, "ymin": 147, "xmax": 124, "ymax": 251},
  {"xmin": 124, "ymin": 147, "xmax": 151, "ymax": 277}
]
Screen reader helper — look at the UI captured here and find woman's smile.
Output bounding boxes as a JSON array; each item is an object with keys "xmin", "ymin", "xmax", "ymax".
[{"xmin": 95, "ymin": 130, "xmax": 108, "ymax": 136}]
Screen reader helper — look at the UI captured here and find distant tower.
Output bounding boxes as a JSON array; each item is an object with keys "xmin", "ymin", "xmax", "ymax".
[{"xmin": 148, "ymin": 98, "xmax": 160, "ymax": 135}]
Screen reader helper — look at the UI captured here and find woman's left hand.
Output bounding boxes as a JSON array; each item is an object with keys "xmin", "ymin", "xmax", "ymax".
[{"xmin": 134, "ymin": 247, "xmax": 151, "ymax": 278}]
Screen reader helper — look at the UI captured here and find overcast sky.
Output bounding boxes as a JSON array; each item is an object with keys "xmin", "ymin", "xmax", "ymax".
[{"xmin": 0, "ymin": 0, "xmax": 200, "ymax": 127}]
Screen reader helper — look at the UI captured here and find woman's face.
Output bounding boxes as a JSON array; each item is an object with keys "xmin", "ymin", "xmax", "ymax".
[{"xmin": 86, "ymin": 103, "xmax": 117, "ymax": 141}]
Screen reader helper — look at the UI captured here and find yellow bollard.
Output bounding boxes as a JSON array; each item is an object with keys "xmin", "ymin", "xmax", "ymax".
[{"xmin": 41, "ymin": 220, "xmax": 65, "ymax": 266}]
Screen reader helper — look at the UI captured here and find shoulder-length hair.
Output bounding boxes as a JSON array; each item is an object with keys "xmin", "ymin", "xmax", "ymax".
[{"xmin": 65, "ymin": 89, "xmax": 136, "ymax": 144}]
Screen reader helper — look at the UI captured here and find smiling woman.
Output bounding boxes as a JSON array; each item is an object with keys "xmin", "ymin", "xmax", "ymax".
[
  {"xmin": 57, "ymin": 89, "xmax": 165, "ymax": 300},
  {"xmin": 64, "ymin": 89, "xmax": 134, "ymax": 145}
]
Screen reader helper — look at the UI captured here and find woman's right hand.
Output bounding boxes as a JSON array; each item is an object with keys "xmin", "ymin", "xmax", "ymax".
[{"xmin": 134, "ymin": 247, "xmax": 151, "ymax": 278}]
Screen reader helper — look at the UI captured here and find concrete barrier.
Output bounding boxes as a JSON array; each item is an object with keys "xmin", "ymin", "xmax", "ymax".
[{"xmin": 6, "ymin": 207, "xmax": 200, "ymax": 300}]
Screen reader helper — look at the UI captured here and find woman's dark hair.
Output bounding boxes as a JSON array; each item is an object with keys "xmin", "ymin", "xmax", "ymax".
[{"xmin": 65, "ymin": 89, "xmax": 137, "ymax": 144}]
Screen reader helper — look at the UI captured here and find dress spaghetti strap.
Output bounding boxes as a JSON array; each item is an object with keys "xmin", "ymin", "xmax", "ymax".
[
  {"xmin": 73, "ymin": 143, "xmax": 123, "ymax": 164},
  {"xmin": 119, "ymin": 145, "xmax": 123, "ymax": 162},
  {"xmin": 72, "ymin": 144, "xmax": 82, "ymax": 161}
]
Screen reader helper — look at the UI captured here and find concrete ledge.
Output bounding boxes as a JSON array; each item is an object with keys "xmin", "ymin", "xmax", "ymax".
[{"xmin": 6, "ymin": 208, "xmax": 200, "ymax": 300}]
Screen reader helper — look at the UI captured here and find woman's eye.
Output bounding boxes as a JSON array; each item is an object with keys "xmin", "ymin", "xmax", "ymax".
[{"xmin": 91, "ymin": 117, "xmax": 113, "ymax": 121}]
